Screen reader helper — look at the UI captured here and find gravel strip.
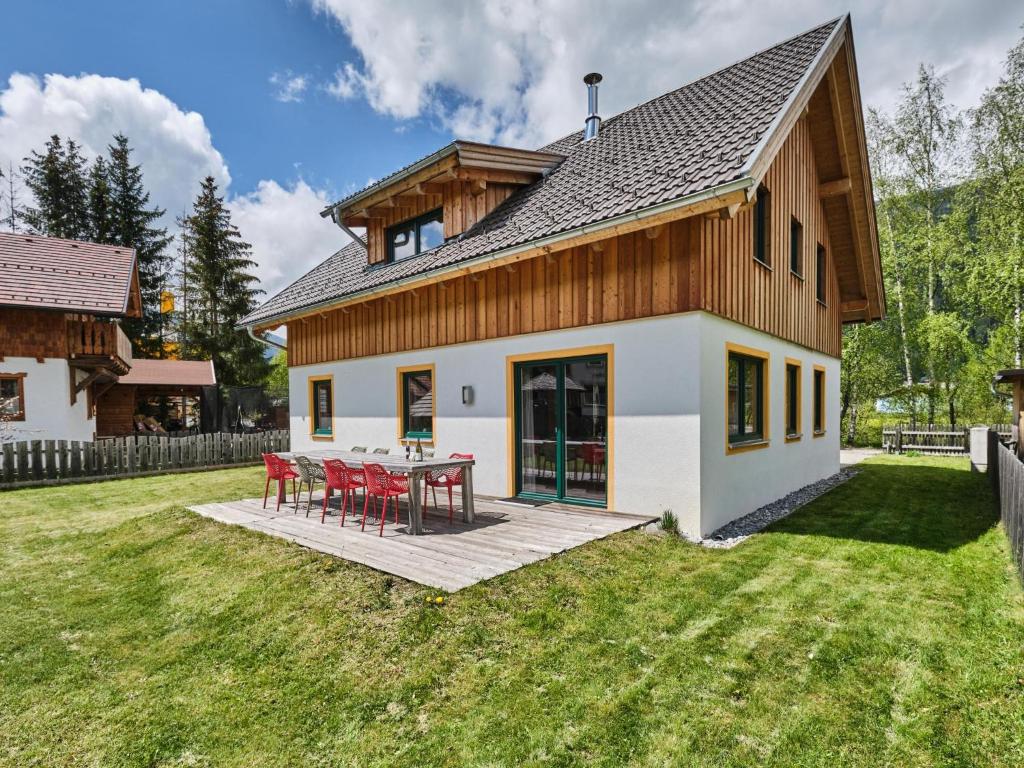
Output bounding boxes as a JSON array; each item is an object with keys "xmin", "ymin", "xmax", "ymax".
[{"xmin": 689, "ymin": 468, "xmax": 859, "ymax": 549}]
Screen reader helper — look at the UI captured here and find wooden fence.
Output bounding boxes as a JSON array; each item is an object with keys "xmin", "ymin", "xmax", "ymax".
[
  {"xmin": 0, "ymin": 430, "xmax": 290, "ymax": 490},
  {"xmin": 882, "ymin": 424, "xmax": 1013, "ymax": 455},
  {"xmin": 988, "ymin": 429, "xmax": 1024, "ymax": 584}
]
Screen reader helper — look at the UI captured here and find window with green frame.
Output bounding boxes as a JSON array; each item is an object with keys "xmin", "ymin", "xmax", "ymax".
[
  {"xmin": 311, "ymin": 378, "xmax": 333, "ymax": 436},
  {"xmin": 728, "ymin": 351, "xmax": 765, "ymax": 444},
  {"xmin": 401, "ymin": 370, "xmax": 433, "ymax": 439}
]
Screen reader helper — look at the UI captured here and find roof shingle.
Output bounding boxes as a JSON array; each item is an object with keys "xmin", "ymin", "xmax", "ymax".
[{"xmin": 244, "ymin": 18, "xmax": 840, "ymax": 327}]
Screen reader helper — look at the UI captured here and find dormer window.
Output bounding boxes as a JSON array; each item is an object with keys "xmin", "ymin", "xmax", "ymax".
[{"xmin": 387, "ymin": 209, "xmax": 444, "ymax": 262}]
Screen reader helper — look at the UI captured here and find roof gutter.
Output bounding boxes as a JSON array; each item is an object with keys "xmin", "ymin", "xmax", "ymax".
[
  {"xmin": 247, "ymin": 325, "xmax": 286, "ymax": 351},
  {"xmin": 245, "ymin": 174, "xmax": 755, "ymax": 330},
  {"xmin": 329, "ymin": 206, "xmax": 369, "ymax": 253}
]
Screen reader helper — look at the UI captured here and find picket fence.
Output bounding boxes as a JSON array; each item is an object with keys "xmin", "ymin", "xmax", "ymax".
[
  {"xmin": 988, "ymin": 429, "xmax": 1024, "ymax": 585},
  {"xmin": 0, "ymin": 430, "xmax": 290, "ymax": 489},
  {"xmin": 882, "ymin": 423, "xmax": 1013, "ymax": 455}
]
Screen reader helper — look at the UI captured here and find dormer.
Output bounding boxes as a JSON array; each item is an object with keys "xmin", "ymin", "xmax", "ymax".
[{"xmin": 322, "ymin": 141, "xmax": 564, "ymax": 266}]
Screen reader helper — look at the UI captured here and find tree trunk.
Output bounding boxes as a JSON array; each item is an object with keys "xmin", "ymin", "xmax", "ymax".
[{"xmin": 846, "ymin": 402, "xmax": 859, "ymax": 445}]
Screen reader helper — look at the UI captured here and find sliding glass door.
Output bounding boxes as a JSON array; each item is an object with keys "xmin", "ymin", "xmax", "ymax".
[{"xmin": 514, "ymin": 354, "xmax": 608, "ymax": 506}]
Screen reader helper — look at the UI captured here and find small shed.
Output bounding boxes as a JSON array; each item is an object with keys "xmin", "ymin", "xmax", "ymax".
[
  {"xmin": 993, "ymin": 368, "xmax": 1024, "ymax": 451},
  {"xmin": 95, "ymin": 359, "xmax": 217, "ymax": 436}
]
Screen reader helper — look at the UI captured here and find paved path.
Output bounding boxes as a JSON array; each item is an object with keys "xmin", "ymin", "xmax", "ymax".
[{"xmin": 840, "ymin": 447, "xmax": 882, "ymax": 467}]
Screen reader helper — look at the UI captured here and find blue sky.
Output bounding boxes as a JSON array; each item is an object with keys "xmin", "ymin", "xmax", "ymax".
[{"xmin": 1, "ymin": 0, "xmax": 1022, "ymax": 302}]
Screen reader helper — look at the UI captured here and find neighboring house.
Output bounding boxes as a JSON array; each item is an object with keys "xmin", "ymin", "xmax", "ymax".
[
  {"xmin": 0, "ymin": 232, "xmax": 140, "ymax": 442},
  {"xmin": 241, "ymin": 16, "xmax": 884, "ymax": 536},
  {"xmin": 94, "ymin": 359, "xmax": 218, "ymax": 436}
]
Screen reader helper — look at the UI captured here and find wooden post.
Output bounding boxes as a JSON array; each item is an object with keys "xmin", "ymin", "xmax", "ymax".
[
  {"xmin": 44, "ymin": 440, "xmax": 56, "ymax": 480},
  {"xmin": 895, "ymin": 425, "xmax": 903, "ymax": 455}
]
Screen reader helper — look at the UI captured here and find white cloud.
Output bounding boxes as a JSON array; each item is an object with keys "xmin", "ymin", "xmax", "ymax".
[
  {"xmin": 0, "ymin": 72, "xmax": 343, "ymax": 300},
  {"xmin": 313, "ymin": 0, "xmax": 1024, "ymax": 146},
  {"xmin": 0, "ymin": 72, "xmax": 229, "ymax": 222},
  {"xmin": 270, "ymin": 71, "xmax": 309, "ymax": 103},
  {"xmin": 228, "ymin": 179, "xmax": 347, "ymax": 299}
]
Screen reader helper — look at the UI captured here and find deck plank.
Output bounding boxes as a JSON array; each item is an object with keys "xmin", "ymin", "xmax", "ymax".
[{"xmin": 187, "ymin": 493, "xmax": 654, "ymax": 591}]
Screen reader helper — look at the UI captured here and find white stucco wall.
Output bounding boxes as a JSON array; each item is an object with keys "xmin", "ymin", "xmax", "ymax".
[
  {"xmin": 287, "ymin": 311, "xmax": 841, "ymax": 537},
  {"xmin": 2, "ymin": 357, "xmax": 95, "ymax": 442},
  {"xmin": 289, "ymin": 315, "xmax": 704, "ymax": 530},
  {"xmin": 697, "ymin": 313, "xmax": 841, "ymax": 536}
]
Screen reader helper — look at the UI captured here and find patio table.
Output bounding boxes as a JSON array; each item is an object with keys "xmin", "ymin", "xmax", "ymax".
[{"xmin": 276, "ymin": 450, "xmax": 475, "ymax": 535}]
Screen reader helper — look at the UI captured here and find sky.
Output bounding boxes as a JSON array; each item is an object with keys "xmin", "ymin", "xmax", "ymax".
[{"xmin": 0, "ymin": 0, "xmax": 1022, "ymax": 302}]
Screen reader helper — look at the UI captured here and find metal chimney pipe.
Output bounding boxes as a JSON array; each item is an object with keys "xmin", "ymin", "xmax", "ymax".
[{"xmin": 583, "ymin": 72, "xmax": 603, "ymax": 141}]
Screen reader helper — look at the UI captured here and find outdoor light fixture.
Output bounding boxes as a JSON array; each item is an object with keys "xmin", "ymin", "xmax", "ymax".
[{"xmin": 462, "ymin": 385, "xmax": 474, "ymax": 405}]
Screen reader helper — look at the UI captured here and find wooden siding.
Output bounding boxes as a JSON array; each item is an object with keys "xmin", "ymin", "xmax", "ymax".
[
  {"xmin": 289, "ymin": 117, "xmax": 841, "ymax": 366},
  {"xmin": 95, "ymin": 384, "xmax": 136, "ymax": 436},
  {"xmin": 0, "ymin": 308, "xmax": 70, "ymax": 359},
  {"xmin": 701, "ymin": 116, "xmax": 841, "ymax": 357},
  {"xmin": 366, "ymin": 193, "xmax": 444, "ymax": 265}
]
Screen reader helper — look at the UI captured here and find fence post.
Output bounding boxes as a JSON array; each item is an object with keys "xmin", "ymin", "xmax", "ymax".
[{"xmin": 895, "ymin": 425, "xmax": 903, "ymax": 455}]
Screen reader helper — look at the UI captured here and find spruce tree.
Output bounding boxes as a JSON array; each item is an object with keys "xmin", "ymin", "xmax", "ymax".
[
  {"xmin": 106, "ymin": 134, "xmax": 172, "ymax": 357},
  {"xmin": 180, "ymin": 176, "xmax": 268, "ymax": 388},
  {"xmin": 86, "ymin": 156, "xmax": 113, "ymax": 243},
  {"xmin": 20, "ymin": 135, "xmax": 89, "ymax": 238}
]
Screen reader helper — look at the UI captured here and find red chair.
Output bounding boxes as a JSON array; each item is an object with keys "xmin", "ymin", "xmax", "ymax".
[
  {"xmin": 321, "ymin": 459, "xmax": 366, "ymax": 526},
  {"xmin": 361, "ymin": 462, "xmax": 410, "ymax": 536},
  {"xmin": 424, "ymin": 453, "xmax": 473, "ymax": 523},
  {"xmin": 262, "ymin": 453, "xmax": 298, "ymax": 511},
  {"xmin": 581, "ymin": 443, "xmax": 606, "ymax": 481}
]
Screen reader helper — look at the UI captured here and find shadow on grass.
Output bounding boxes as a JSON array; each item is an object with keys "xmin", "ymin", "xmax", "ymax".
[{"xmin": 768, "ymin": 460, "xmax": 998, "ymax": 552}]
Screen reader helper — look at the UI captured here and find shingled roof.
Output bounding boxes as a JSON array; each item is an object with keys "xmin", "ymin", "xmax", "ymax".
[
  {"xmin": 0, "ymin": 232, "xmax": 141, "ymax": 316},
  {"xmin": 244, "ymin": 17, "xmax": 845, "ymax": 328}
]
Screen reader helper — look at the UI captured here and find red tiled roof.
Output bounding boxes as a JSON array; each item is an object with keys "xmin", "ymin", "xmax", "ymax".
[
  {"xmin": 117, "ymin": 359, "xmax": 217, "ymax": 386},
  {"xmin": 0, "ymin": 232, "xmax": 140, "ymax": 316}
]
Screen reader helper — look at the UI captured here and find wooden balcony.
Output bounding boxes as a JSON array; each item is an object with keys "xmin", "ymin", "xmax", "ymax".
[{"xmin": 67, "ymin": 318, "xmax": 133, "ymax": 376}]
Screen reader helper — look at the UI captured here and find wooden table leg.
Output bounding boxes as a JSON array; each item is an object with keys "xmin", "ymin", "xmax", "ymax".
[
  {"xmin": 408, "ymin": 472, "xmax": 424, "ymax": 535},
  {"xmin": 461, "ymin": 465, "xmax": 475, "ymax": 524}
]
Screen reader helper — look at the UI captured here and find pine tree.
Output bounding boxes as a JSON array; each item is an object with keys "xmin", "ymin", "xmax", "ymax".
[
  {"xmin": 20, "ymin": 135, "xmax": 89, "ymax": 238},
  {"xmin": 180, "ymin": 176, "xmax": 268, "ymax": 388},
  {"xmin": 106, "ymin": 134, "xmax": 172, "ymax": 357},
  {"xmin": 86, "ymin": 156, "xmax": 113, "ymax": 243},
  {"xmin": 4, "ymin": 162, "xmax": 20, "ymax": 233}
]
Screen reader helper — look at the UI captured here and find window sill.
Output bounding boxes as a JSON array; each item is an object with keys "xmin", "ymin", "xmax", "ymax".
[
  {"xmin": 311, "ymin": 433, "xmax": 334, "ymax": 441},
  {"xmin": 816, "ymin": 299, "xmax": 827, "ymax": 308},
  {"xmin": 813, "ymin": 430, "xmax": 826, "ymax": 438},
  {"xmin": 790, "ymin": 270, "xmax": 804, "ymax": 281},
  {"xmin": 785, "ymin": 433, "xmax": 802, "ymax": 443},
  {"xmin": 753, "ymin": 258, "xmax": 772, "ymax": 272},
  {"xmin": 400, "ymin": 437, "xmax": 435, "ymax": 446},
  {"xmin": 726, "ymin": 438, "xmax": 769, "ymax": 455}
]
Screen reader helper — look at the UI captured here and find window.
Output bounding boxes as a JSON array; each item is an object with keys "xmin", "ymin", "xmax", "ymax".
[
  {"xmin": 726, "ymin": 345, "xmax": 768, "ymax": 450},
  {"xmin": 785, "ymin": 360, "xmax": 801, "ymax": 440},
  {"xmin": 790, "ymin": 217, "xmax": 803, "ymax": 277},
  {"xmin": 386, "ymin": 209, "xmax": 444, "ymax": 262},
  {"xmin": 0, "ymin": 373, "xmax": 26, "ymax": 421},
  {"xmin": 399, "ymin": 366, "xmax": 434, "ymax": 440},
  {"xmin": 753, "ymin": 184, "xmax": 770, "ymax": 267},
  {"xmin": 816, "ymin": 243, "xmax": 827, "ymax": 304},
  {"xmin": 813, "ymin": 366, "xmax": 826, "ymax": 435},
  {"xmin": 309, "ymin": 376, "xmax": 333, "ymax": 438}
]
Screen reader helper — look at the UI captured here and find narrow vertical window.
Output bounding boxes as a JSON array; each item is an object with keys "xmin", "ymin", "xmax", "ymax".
[
  {"xmin": 726, "ymin": 345, "xmax": 768, "ymax": 450},
  {"xmin": 785, "ymin": 361, "xmax": 801, "ymax": 439},
  {"xmin": 400, "ymin": 368, "xmax": 434, "ymax": 439},
  {"xmin": 309, "ymin": 376, "xmax": 333, "ymax": 438},
  {"xmin": 790, "ymin": 217, "xmax": 803, "ymax": 277},
  {"xmin": 813, "ymin": 366, "xmax": 825, "ymax": 435},
  {"xmin": 753, "ymin": 185, "xmax": 770, "ymax": 267},
  {"xmin": 816, "ymin": 243, "xmax": 827, "ymax": 303}
]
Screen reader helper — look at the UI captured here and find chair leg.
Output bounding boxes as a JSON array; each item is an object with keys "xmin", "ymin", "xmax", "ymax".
[
  {"xmin": 305, "ymin": 481, "xmax": 315, "ymax": 517},
  {"xmin": 432, "ymin": 486, "xmax": 439, "ymax": 514},
  {"xmin": 321, "ymin": 485, "xmax": 330, "ymax": 524},
  {"xmin": 340, "ymin": 488, "xmax": 350, "ymax": 527},
  {"xmin": 361, "ymin": 492, "xmax": 372, "ymax": 531},
  {"xmin": 275, "ymin": 478, "xmax": 283, "ymax": 512},
  {"xmin": 423, "ymin": 483, "xmax": 429, "ymax": 519},
  {"xmin": 447, "ymin": 485, "xmax": 454, "ymax": 523},
  {"xmin": 379, "ymin": 495, "xmax": 389, "ymax": 536},
  {"xmin": 263, "ymin": 476, "xmax": 271, "ymax": 508}
]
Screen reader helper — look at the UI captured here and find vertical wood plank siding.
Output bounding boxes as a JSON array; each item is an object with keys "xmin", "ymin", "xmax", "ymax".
[{"xmin": 290, "ymin": 118, "xmax": 841, "ymax": 365}]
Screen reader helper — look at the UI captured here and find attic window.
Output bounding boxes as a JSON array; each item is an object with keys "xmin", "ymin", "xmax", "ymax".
[
  {"xmin": 753, "ymin": 185, "xmax": 770, "ymax": 267},
  {"xmin": 387, "ymin": 209, "xmax": 444, "ymax": 262}
]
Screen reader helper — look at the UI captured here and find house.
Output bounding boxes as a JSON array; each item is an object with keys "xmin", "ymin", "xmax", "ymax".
[
  {"xmin": 0, "ymin": 232, "xmax": 217, "ymax": 442},
  {"xmin": 0, "ymin": 232, "xmax": 141, "ymax": 442},
  {"xmin": 241, "ymin": 15, "xmax": 883, "ymax": 537}
]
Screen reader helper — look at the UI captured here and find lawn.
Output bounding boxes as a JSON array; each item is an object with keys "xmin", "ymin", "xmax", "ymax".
[{"xmin": 1, "ymin": 457, "xmax": 1022, "ymax": 767}]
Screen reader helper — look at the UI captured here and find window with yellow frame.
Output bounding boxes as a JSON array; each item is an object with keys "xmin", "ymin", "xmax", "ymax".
[
  {"xmin": 725, "ymin": 342, "xmax": 770, "ymax": 454},
  {"xmin": 812, "ymin": 365, "xmax": 826, "ymax": 436},
  {"xmin": 396, "ymin": 364, "xmax": 435, "ymax": 442},
  {"xmin": 308, "ymin": 375, "xmax": 334, "ymax": 440},
  {"xmin": 785, "ymin": 358, "xmax": 802, "ymax": 441}
]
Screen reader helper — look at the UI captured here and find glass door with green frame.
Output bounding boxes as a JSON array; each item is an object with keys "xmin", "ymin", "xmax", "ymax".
[{"xmin": 514, "ymin": 354, "xmax": 608, "ymax": 506}]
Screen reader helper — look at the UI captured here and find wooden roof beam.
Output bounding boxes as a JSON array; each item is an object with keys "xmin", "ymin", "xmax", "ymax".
[{"xmin": 818, "ymin": 177, "xmax": 852, "ymax": 199}]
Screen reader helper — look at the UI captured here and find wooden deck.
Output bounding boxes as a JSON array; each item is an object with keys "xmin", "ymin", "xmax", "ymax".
[{"xmin": 187, "ymin": 493, "xmax": 654, "ymax": 592}]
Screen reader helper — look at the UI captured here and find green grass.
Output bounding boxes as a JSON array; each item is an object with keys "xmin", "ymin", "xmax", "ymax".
[{"xmin": 1, "ymin": 457, "xmax": 1023, "ymax": 767}]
